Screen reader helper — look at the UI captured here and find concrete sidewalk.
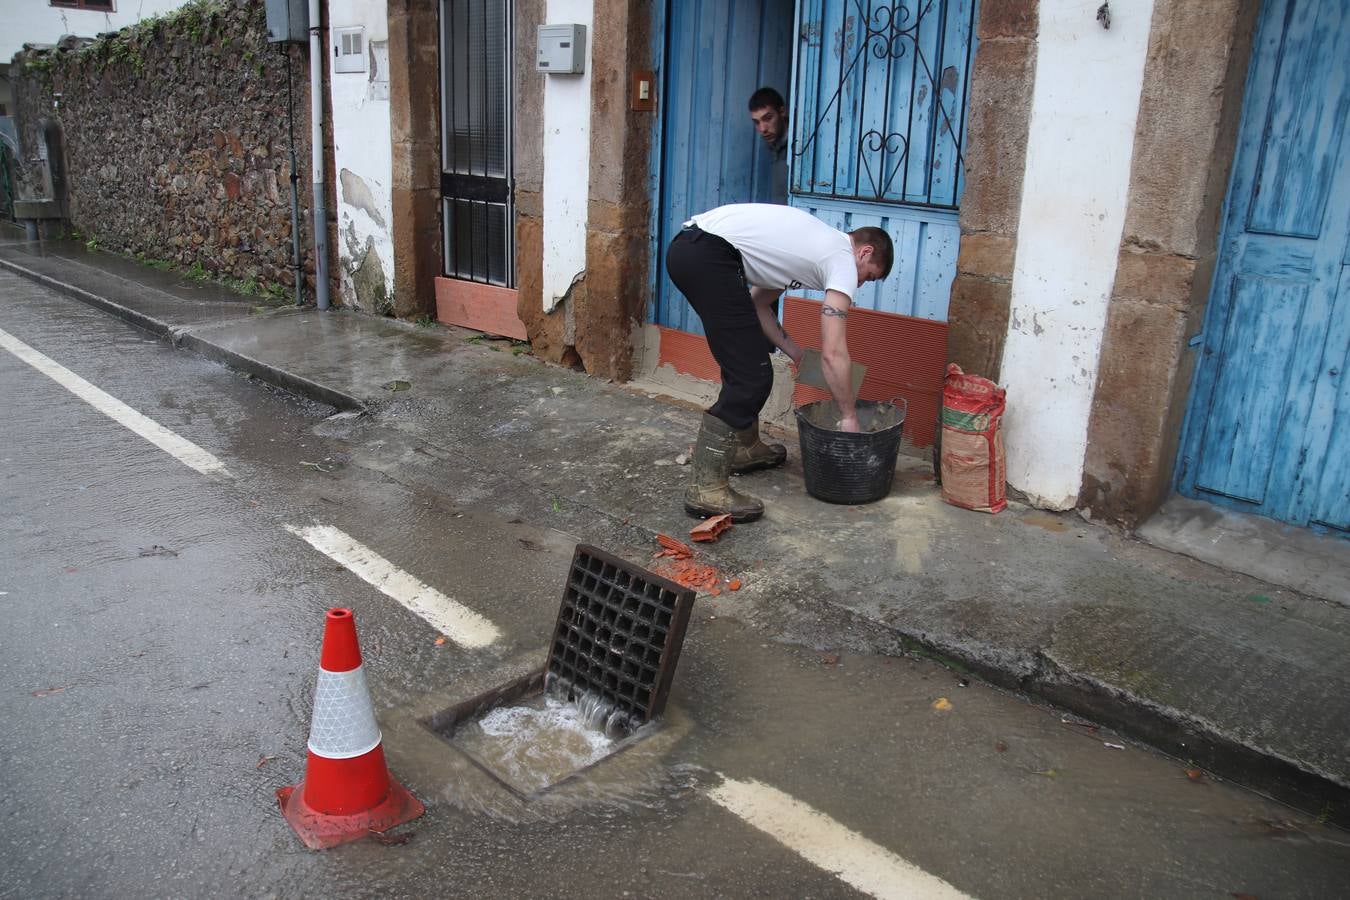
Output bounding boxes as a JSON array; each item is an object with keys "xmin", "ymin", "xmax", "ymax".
[{"xmin": 3, "ymin": 233, "xmax": 1348, "ymax": 828}]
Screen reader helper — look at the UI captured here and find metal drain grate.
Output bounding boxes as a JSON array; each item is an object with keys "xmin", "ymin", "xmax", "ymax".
[{"xmin": 547, "ymin": 545, "xmax": 696, "ymax": 727}]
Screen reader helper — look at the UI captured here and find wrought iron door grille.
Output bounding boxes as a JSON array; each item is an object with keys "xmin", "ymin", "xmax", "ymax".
[
  {"xmin": 792, "ymin": 0, "xmax": 976, "ymax": 209},
  {"xmin": 440, "ymin": 0, "xmax": 514, "ymax": 285}
]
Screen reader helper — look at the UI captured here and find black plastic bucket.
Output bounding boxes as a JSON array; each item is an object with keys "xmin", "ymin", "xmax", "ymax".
[{"xmin": 794, "ymin": 398, "xmax": 907, "ymax": 504}]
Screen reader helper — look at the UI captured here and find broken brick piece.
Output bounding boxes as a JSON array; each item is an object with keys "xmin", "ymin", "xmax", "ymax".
[
  {"xmin": 656, "ymin": 533, "xmax": 695, "ymax": 559},
  {"xmin": 689, "ymin": 514, "xmax": 733, "ymax": 543}
]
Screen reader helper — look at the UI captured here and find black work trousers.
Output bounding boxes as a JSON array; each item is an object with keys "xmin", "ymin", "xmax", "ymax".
[{"xmin": 664, "ymin": 227, "xmax": 774, "ymax": 430}]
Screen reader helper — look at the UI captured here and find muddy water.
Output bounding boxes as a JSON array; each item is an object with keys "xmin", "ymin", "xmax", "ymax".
[{"xmin": 452, "ymin": 695, "xmax": 618, "ymax": 795}]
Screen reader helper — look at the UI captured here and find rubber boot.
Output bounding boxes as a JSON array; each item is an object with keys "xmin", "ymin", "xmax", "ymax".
[
  {"xmin": 730, "ymin": 421, "xmax": 787, "ymax": 474},
  {"xmin": 684, "ymin": 414, "xmax": 765, "ymax": 522}
]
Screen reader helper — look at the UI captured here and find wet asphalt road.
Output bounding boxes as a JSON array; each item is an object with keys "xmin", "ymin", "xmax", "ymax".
[{"xmin": 3, "ymin": 272, "xmax": 1349, "ymax": 899}]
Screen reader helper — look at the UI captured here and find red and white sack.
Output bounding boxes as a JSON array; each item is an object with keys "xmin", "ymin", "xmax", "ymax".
[{"xmin": 939, "ymin": 364, "xmax": 1007, "ymax": 514}]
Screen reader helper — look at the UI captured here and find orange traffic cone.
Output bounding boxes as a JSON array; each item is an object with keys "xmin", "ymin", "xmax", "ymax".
[{"xmin": 277, "ymin": 608, "xmax": 424, "ymax": 849}]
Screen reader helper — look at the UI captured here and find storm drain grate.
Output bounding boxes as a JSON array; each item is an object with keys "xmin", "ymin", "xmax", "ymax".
[{"xmin": 546, "ymin": 545, "xmax": 696, "ymax": 727}]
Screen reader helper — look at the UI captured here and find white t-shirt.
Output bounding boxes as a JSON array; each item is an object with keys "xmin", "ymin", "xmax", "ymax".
[{"xmin": 689, "ymin": 204, "xmax": 857, "ymax": 299}]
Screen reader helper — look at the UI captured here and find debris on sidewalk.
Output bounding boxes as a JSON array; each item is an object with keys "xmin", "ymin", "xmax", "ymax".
[
  {"xmin": 651, "ymin": 534, "xmax": 739, "ymax": 594},
  {"xmin": 654, "ymin": 533, "xmax": 694, "ymax": 559},
  {"xmin": 932, "ymin": 697, "xmax": 953, "ymax": 711},
  {"xmin": 689, "ymin": 514, "xmax": 732, "ymax": 543},
  {"xmin": 137, "ymin": 545, "xmax": 178, "ymax": 557}
]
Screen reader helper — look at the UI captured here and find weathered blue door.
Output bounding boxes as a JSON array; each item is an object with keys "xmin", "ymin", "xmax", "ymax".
[
  {"xmin": 788, "ymin": 0, "xmax": 975, "ymax": 319},
  {"xmin": 1178, "ymin": 0, "xmax": 1350, "ymax": 533},
  {"xmin": 653, "ymin": 0, "xmax": 796, "ymax": 334}
]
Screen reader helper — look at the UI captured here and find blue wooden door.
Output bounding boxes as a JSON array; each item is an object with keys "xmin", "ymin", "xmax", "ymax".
[
  {"xmin": 788, "ymin": 0, "xmax": 975, "ymax": 320},
  {"xmin": 653, "ymin": 0, "xmax": 796, "ymax": 334},
  {"xmin": 1178, "ymin": 0, "xmax": 1350, "ymax": 533}
]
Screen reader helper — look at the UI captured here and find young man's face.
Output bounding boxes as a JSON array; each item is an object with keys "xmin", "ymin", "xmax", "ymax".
[
  {"xmin": 854, "ymin": 245, "xmax": 885, "ymax": 286},
  {"xmin": 750, "ymin": 105, "xmax": 788, "ymax": 145}
]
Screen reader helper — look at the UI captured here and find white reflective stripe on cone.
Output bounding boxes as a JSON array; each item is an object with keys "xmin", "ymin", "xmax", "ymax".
[{"xmin": 307, "ymin": 665, "xmax": 382, "ymax": 759}]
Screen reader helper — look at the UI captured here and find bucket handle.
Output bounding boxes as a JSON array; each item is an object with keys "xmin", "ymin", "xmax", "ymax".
[{"xmin": 880, "ymin": 395, "xmax": 908, "ymax": 417}]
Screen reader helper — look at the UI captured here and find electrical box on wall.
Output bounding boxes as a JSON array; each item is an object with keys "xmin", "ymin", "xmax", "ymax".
[
  {"xmin": 537, "ymin": 24, "xmax": 586, "ymax": 74},
  {"xmin": 264, "ymin": 0, "xmax": 308, "ymax": 44}
]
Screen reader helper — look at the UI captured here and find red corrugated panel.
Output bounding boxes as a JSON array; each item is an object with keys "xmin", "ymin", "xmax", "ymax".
[
  {"xmin": 657, "ymin": 302, "xmax": 946, "ymax": 448},
  {"xmin": 784, "ymin": 297, "xmax": 946, "ymax": 448},
  {"xmin": 657, "ymin": 326, "xmax": 721, "ymax": 382}
]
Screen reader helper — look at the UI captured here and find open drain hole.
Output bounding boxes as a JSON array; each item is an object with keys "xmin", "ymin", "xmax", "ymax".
[{"xmin": 418, "ymin": 545, "xmax": 696, "ymax": 800}]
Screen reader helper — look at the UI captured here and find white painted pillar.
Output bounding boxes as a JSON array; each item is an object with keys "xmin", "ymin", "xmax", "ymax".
[
  {"xmin": 540, "ymin": 0, "xmax": 594, "ymax": 312},
  {"xmin": 999, "ymin": 0, "xmax": 1156, "ymax": 509}
]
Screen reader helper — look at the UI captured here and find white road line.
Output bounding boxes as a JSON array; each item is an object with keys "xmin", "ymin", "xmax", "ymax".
[
  {"xmin": 0, "ymin": 327, "xmax": 231, "ymax": 478},
  {"xmin": 705, "ymin": 776, "xmax": 972, "ymax": 900},
  {"xmin": 284, "ymin": 524, "xmax": 502, "ymax": 649}
]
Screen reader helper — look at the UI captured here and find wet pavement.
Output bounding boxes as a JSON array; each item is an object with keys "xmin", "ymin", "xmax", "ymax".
[{"xmin": 3, "ymin": 256, "xmax": 1350, "ymax": 897}]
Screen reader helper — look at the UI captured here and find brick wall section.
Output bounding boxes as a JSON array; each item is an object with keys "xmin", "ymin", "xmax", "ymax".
[
  {"xmin": 944, "ymin": 0, "xmax": 1037, "ymax": 382},
  {"xmin": 12, "ymin": 0, "xmax": 320, "ymax": 298},
  {"xmin": 1080, "ymin": 0, "xmax": 1260, "ymax": 526}
]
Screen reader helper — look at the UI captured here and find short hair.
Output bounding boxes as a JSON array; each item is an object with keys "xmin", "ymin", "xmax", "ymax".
[
  {"xmin": 747, "ymin": 87, "xmax": 786, "ymax": 112},
  {"xmin": 849, "ymin": 227, "xmax": 894, "ymax": 279}
]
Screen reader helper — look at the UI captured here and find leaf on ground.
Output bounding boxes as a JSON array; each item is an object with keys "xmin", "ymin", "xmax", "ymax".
[
  {"xmin": 31, "ymin": 686, "xmax": 68, "ymax": 697},
  {"xmin": 1185, "ymin": 768, "xmax": 1206, "ymax": 782},
  {"xmin": 382, "ymin": 379, "xmax": 412, "ymax": 392},
  {"xmin": 434, "ymin": 636, "xmax": 447, "ymax": 646},
  {"xmin": 256, "ymin": 755, "xmax": 276, "ymax": 770},
  {"xmin": 728, "ymin": 579, "xmax": 742, "ymax": 591},
  {"xmin": 821, "ymin": 653, "xmax": 841, "ymax": 666},
  {"xmin": 1032, "ymin": 768, "xmax": 1057, "ymax": 778},
  {"xmin": 932, "ymin": 697, "xmax": 953, "ymax": 711},
  {"xmin": 995, "ymin": 741, "xmax": 1008, "ymax": 753}
]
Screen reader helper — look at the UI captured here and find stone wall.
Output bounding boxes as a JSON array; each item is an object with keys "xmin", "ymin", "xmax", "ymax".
[
  {"xmin": 945, "ymin": 0, "xmax": 1037, "ymax": 382},
  {"xmin": 12, "ymin": 0, "xmax": 319, "ymax": 299},
  {"xmin": 1079, "ymin": 0, "xmax": 1260, "ymax": 526}
]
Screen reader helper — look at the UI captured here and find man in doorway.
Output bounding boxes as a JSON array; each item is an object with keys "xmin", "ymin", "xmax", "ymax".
[
  {"xmin": 748, "ymin": 87, "xmax": 790, "ymax": 204},
  {"xmin": 665, "ymin": 203, "xmax": 893, "ymax": 522}
]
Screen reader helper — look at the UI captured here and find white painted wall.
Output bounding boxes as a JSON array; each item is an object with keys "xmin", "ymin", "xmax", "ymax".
[
  {"xmin": 0, "ymin": 0, "xmax": 189, "ymax": 63},
  {"xmin": 328, "ymin": 0, "xmax": 395, "ymax": 309},
  {"xmin": 540, "ymin": 0, "xmax": 593, "ymax": 311},
  {"xmin": 999, "ymin": 0, "xmax": 1156, "ymax": 509}
]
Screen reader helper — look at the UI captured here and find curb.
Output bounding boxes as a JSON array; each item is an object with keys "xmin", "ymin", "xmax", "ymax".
[
  {"xmin": 0, "ymin": 255, "xmax": 365, "ymax": 413},
  {"xmin": 0, "ymin": 255, "xmax": 173, "ymax": 338},
  {"xmin": 829, "ymin": 600, "xmax": 1350, "ymax": 830}
]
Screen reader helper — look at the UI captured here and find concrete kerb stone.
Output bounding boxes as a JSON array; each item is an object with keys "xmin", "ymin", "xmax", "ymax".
[
  {"xmin": 0, "ymin": 253, "xmax": 363, "ymax": 412},
  {"xmin": 0, "ymin": 255, "xmax": 174, "ymax": 339},
  {"xmin": 869, "ymin": 619, "xmax": 1350, "ymax": 831}
]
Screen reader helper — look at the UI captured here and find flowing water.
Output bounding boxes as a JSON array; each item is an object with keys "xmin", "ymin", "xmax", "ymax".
[{"xmin": 452, "ymin": 692, "xmax": 633, "ymax": 796}]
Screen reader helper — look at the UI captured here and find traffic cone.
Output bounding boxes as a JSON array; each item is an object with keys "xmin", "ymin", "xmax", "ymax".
[{"xmin": 277, "ymin": 607, "xmax": 424, "ymax": 849}]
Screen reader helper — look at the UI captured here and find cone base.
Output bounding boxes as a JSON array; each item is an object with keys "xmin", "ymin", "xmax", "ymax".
[{"xmin": 277, "ymin": 777, "xmax": 425, "ymax": 850}]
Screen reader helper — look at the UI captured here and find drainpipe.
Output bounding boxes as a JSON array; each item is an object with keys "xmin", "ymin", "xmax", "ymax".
[{"xmin": 308, "ymin": 0, "xmax": 331, "ymax": 310}]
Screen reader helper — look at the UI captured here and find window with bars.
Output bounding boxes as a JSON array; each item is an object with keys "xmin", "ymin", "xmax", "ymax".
[{"xmin": 440, "ymin": 0, "xmax": 512, "ymax": 286}]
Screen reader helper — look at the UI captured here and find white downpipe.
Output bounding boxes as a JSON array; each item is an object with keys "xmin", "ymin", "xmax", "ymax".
[{"xmin": 308, "ymin": 0, "xmax": 331, "ymax": 310}]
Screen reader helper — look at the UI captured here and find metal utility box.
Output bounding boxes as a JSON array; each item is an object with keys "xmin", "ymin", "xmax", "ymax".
[
  {"xmin": 265, "ymin": 0, "xmax": 309, "ymax": 44},
  {"xmin": 536, "ymin": 24, "xmax": 586, "ymax": 74}
]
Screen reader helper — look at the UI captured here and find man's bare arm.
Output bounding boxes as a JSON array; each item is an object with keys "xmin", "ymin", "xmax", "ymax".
[
  {"xmin": 820, "ymin": 290, "xmax": 859, "ymax": 431},
  {"xmin": 751, "ymin": 287, "xmax": 803, "ymax": 364}
]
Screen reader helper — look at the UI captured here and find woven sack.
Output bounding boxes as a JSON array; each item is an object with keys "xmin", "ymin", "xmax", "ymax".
[{"xmin": 939, "ymin": 364, "xmax": 1007, "ymax": 513}]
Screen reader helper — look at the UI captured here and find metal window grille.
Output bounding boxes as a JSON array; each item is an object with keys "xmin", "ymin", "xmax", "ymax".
[
  {"xmin": 440, "ymin": 0, "xmax": 514, "ymax": 286},
  {"xmin": 792, "ymin": 0, "xmax": 977, "ymax": 210}
]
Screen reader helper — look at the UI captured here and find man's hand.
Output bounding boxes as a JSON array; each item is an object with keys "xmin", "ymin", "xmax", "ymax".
[{"xmin": 837, "ymin": 414, "xmax": 862, "ymax": 433}]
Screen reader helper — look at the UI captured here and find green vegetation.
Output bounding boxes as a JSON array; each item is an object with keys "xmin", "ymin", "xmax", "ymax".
[{"xmin": 414, "ymin": 314, "xmax": 436, "ymax": 328}]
